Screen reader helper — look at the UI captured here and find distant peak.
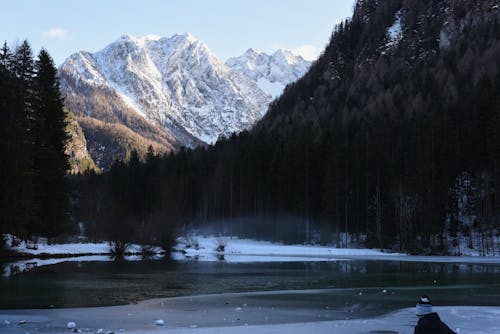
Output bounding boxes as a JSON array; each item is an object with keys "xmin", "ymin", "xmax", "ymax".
[
  {"xmin": 114, "ymin": 33, "xmax": 200, "ymax": 46},
  {"xmin": 245, "ymin": 48, "xmax": 262, "ymax": 55},
  {"xmin": 116, "ymin": 34, "xmax": 132, "ymax": 42},
  {"xmin": 124, "ymin": 33, "xmax": 163, "ymax": 40},
  {"xmin": 172, "ymin": 32, "xmax": 198, "ymax": 43},
  {"xmin": 67, "ymin": 50, "xmax": 93, "ymax": 63},
  {"xmin": 113, "ymin": 34, "xmax": 142, "ymax": 47},
  {"xmin": 228, "ymin": 48, "xmax": 311, "ymax": 64},
  {"xmin": 271, "ymin": 49, "xmax": 308, "ymax": 64},
  {"xmin": 272, "ymin": 49, "xmax": 293, "ymax": 57}
]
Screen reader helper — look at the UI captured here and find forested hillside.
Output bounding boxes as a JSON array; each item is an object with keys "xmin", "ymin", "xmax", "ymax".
[
  {"xmin": 75, "ymin": 0, "xmax": 500, "ymax": 254},
  {"xmin": 252, "ymin": 0, "xmax": 500, "ymax": 253}
]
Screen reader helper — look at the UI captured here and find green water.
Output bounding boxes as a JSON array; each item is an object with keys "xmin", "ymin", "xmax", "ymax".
[{"xmin": 1, "ymin": 259, "xmax": 499, "ymax": 312}]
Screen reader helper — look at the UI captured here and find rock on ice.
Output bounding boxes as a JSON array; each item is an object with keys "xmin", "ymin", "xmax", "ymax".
[
  {"xmin": 154, "ymin": 319, "xmax": 165, "ymax": 326},
  {"xmin": 67, "ymin": 322, "xmax": 76, "ymax": 329}
]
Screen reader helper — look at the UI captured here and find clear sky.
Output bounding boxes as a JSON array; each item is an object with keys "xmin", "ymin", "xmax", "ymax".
[{"xmin": 1, "ymin": 0, "xmax": 356, "ymax": 65}]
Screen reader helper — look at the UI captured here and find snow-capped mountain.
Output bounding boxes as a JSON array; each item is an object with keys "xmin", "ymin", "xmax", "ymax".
[
  {"xmin": 60, "ymin": 33, "xmax": 312, "ymax": 168},
  {"xmin": 226, "ymin": 49, "xmax": 311, "ymax": 98},
  {"xmin": 60, "ymin": 33, "xmax": 271, "ymax": 146}
]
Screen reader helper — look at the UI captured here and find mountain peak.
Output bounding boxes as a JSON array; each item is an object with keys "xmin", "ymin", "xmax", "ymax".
[
  {"xmin": 272, "ymin": 49, "xmax": 290, "ymax": 56},
  {"xmin": 118, "ymin": 34, "xmax": 162, "ymax": 41},
  {"xmin": 245, "ymin": 48, "xmax": 262, "ymax": 55},
  {"xmin": 272, "ymin": 49, "xmax": 305, "ymax": 65},
  {"xmin": 171, "ymin": 32, "xmax": 197, "ymax": 44},
  {"xmin": 113, "ymin": 34, "xmax": 168, "ymax": 50},
  {"xmin": 59, "ymin": 33, "xmax": 313, "ymax": 168},
  {"xmin": 59, "ymin": 33, "xmax": 272, "ymax": 154},
  {"xmin": 112, "ymin": 33, "xmax": 200, "ymax": 50},
  {"xmin": 226, "ymin": 48, "xmax": 311, "ymax": 98}
]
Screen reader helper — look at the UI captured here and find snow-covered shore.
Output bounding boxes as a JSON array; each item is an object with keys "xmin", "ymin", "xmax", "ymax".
[
  {"xmin": 171, "ymin": 235, "xmax": 405, "ymax": 262},
  {"xmin": 0, "ymin": 291, "xmax": 499, "ymax": 334},
  {"xmin": 172, "ymin": 236, "xmax": 500, "ymax": 264},
  {"xmin": 3, "ymin": 235, "xmax": 500, "ymax": 277},
  {"xmin": 3, "ymin": 234, "xmax": 404, "ymax": 263},
  {"xmin": 5, "ymin": 234, "xmax": 500, "ymax": 262},
  {"xmin": 3, "ymin": 235, "xmax": 164, "ymax": 257}
]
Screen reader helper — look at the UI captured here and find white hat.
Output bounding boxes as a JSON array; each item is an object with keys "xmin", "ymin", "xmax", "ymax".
[{"xmin": 416, "ymin": 295, "xmax": 433, "ymax": 316}]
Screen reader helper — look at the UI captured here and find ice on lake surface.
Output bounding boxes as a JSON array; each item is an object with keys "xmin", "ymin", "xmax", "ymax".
[
  {"xmin": 0, "ymin": 301, "xmax": 499, "ymax": 334},
  {"xmin": 1, "ymin": 237, "xmax": 499, "ymax": 333}
]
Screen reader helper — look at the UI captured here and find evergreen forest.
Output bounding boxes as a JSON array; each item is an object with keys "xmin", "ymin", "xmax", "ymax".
[{"xmin": 2, "ymin": 0, "xmax": 500, "ymax": 256}]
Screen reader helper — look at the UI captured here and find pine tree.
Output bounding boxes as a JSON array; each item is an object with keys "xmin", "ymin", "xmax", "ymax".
[
  {"xmin": 32, "ymin": 48, "xmax": 69, "ymax": 238},
  {"xmin": 0, "ymin": 41, "xmax": 11, "ymax": 70},
  {"xmin": 5, "ymin": 40, "xmax": 36, "ymax": 239},
  {"xmin": 13, "ymin": 40, "xmax": 35, "ymax": 83}
]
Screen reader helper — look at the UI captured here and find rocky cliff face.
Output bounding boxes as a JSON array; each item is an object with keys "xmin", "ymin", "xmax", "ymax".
[{"xmin": 65, "ymin": 110, "xmax": 98, "ymax": 174}]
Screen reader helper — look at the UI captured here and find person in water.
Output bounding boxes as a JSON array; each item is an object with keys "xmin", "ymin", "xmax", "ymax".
[{"xmin": 414, "ymin": 295, "xmax": 456, "ymax": 334}]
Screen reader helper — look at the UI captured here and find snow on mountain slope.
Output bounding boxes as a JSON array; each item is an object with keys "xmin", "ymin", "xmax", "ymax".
[
  {"xmin": 60, "ymin": 33, "xmax": 272, "ymax": 146},
  {"xmin": 226, "ymin": 48, "xmax": 311, "ymax": 98},
  {"xmin": 385, "ymin": 9, "xmax": 403, "ymax": 49}
]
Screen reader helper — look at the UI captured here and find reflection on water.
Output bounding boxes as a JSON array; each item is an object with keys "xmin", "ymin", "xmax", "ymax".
[
  {"xmin": 0, "ymin": 258, "xmax": 499, "ymax": 310},
  {"xmin": 1, "ymin": 254, "xmax": 165, "ymax": 277}
]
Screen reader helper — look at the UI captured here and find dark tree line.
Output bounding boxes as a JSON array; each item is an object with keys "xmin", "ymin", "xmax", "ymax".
[
  {"xmin": 0, "ymin": 40, "xmax": 69, "ymax": 248},
  {"xmin": 74, "ymin": 0, "xmax": 500, "ymax": 254}
]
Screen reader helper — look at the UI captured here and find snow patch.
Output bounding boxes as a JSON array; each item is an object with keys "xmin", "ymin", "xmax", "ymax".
[
  {"xmin": 154, "ymin": 319, "xmax": 165, "ymax": 326},
  {"xmin": 385, "ymin": 10, "xmax": 403, "ymax": 48},
  {"xmin": 4, "ymin": 235, "xmax": 111, "ymax": 255}
]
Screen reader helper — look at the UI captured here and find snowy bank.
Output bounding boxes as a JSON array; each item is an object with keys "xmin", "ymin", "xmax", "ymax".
[
  {"xmin": 1, "ymin": 235, "xmax": 167, "ymax": 276},
  {"xmin": 3, "ymin": 234, "xmax": 500, "ymax": 267},
  {"xmin": 2, "ymin": 235, "xmax": 164, "ymax": 257},
  {"xmin": 172, "ymin": 236, "xmax": 500, "ymax": 264},
  {"xmin": 173, "ymin": 235, "xmax": 404, "ymax": 262},
  {"xmin": 3, "ymin": 234, "xmax": 403, "ymax": 263}
]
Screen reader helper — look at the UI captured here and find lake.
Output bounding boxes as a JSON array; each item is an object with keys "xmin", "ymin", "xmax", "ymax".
[{"xmin": 1, "ymin": 258, "xmax": 499, "ymax": 320}]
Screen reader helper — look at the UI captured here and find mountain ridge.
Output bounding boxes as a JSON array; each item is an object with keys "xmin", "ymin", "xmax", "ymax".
[{"xmin": 60, "ymin": 33, "xmax": 310, "ymax": 168}]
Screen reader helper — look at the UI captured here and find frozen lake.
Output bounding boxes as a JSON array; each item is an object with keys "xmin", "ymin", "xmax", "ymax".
[{"xmin": 1, "ymin": 258, "xmax": 499, "ymax": 318}]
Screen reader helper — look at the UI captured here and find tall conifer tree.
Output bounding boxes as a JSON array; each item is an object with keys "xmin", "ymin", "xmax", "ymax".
[
  {"xmin": 33, "ymin": 48, "xmax": 69, "ymax": 237},
  {"xmin": 6, "ymin": 40, "xmax": 36, "ymax": 238},
  {"xmin": 0, "ymin": 41, "xmax": 11, "ymax": 70}
]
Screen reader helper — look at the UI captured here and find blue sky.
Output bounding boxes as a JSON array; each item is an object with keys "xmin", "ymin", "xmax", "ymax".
[{"xmin": 2, "ymin": 0, "xmax": 356, "ymax": 65}]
